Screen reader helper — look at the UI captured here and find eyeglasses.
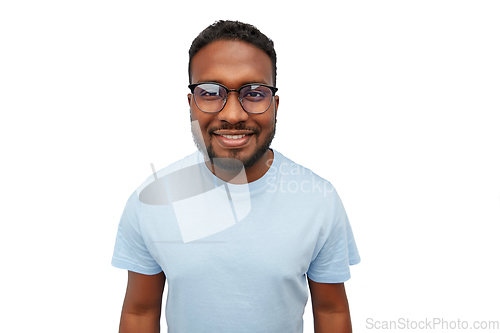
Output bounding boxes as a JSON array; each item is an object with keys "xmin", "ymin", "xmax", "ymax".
[{"xmin": 188, "ymin": 82, "xmax": 278, "ymax": 114}]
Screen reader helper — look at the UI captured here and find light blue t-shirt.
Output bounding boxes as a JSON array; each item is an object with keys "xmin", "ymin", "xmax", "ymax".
[{"xmin": 112, "ymin": 149, "xmax": 360, "ymax": 333}]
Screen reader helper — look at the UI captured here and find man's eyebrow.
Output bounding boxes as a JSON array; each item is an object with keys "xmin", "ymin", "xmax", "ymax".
[
  {"xmin": 196, "ymin": 81, "xmax": 272, "ymax": 87},
  {"xmin": 194, "ymin": 78, "xmax": 272, "ymax": 86},
  {"xmin": 240, "ymin": 80, "xmax": 266, "ymax": 85}
]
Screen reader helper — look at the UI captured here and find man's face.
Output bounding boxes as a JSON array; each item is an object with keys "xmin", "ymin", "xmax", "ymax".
[{"xmin": 189, "ymin": 40, "xmax": 279, "ymax": 172}]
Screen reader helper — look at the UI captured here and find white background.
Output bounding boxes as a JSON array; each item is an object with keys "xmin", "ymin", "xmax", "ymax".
[{"xmin": 1, "ymin": 1, "xmax": 499, "ymax": 332}]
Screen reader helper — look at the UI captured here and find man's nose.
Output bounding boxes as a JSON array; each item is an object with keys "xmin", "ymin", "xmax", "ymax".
[{"xmin": 217, "ymin": 92, "xmax": 249, "ymax": 124}]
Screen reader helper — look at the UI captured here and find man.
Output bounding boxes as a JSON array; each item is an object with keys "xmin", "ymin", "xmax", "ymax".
[{"xmin": 112, "ymin": 20, "xmax": 360, "ymax": 333}]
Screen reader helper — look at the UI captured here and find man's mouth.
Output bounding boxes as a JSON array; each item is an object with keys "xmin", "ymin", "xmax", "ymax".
[
  {"xmin": 219, "ymin": 134, "xmax": 248, "ymax": 139},
  {"xmin": 213, "ymin": 131, "xmax": 254, "ymax": 148}
]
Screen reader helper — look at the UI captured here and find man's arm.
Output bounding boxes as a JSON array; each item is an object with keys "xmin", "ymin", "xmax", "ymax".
[
  {"xmin": 308, "ymin": 277, "xmax": 352, "ymax": 333},
  {"xmin": 119, "ymin": 271, "xmax": 166, "ymax": 333}
]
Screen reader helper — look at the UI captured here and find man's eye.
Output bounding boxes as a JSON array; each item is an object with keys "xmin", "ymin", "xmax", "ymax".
[
  {"xmin": 243, "ymin": 91, "xmax": 266, "ymax": 99},
  {"xmin": 199, "ymin": 90, "xmax": 220, "ymax": 98}
]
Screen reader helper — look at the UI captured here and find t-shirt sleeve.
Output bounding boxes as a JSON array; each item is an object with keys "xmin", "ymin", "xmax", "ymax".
[
  {"xmin": 307, "ymin": 187, "xmax": 360, "ymax": 283},
  {"xmin": 111, "ymin": 190, "xmax": 163, "ymax": 275}
]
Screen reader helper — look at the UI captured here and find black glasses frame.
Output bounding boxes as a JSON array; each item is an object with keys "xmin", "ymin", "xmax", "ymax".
[{"xmin": 188, "ymin": 82, "xmax": 278, "ymax": 114}]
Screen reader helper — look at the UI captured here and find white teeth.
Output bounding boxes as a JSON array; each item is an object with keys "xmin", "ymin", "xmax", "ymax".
[{"xmin": 220, "ymin": 134, "xmax": 246, "ymax": 139}]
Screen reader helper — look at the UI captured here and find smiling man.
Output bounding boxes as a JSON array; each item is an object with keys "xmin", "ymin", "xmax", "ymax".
[
  {"xmin": 112, "ymin": 20, "xmax": 360, "ymax": 333},
  {"xmin": 189, "ymin": 38, "xmax": 278, "ymax": 183}
]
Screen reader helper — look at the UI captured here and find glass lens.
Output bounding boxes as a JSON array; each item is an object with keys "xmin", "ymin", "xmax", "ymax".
[
  {"xmin": 193, "ymin": 83, "xmax": 226, "ymax": 113},
  {"xmin": 240, "ymin": 85, "xmax": 273, "ymax": 114}
]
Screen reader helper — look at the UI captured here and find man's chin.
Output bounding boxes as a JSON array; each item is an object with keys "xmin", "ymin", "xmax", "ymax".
[
  {"xmin": 211, "ymin": 155, "xmax": 246, "ymax": 171},
  {"xmin": 207, "ymin": 148, "xmax": 260, "ymax": 171},
  {"xmin": 205, "ymin": 141, "xmax": 273, "ymax": 172}
]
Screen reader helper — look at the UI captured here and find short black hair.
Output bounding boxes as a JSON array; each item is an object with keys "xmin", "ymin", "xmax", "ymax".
[{"xmin": 188, "ymin": 20, "xmax": 277, "ymax": 86}]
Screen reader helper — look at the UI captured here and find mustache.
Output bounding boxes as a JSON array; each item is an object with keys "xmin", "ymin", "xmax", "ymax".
[{"xmin": 209, "ymin": 124, "xmax": 260, "ymax": 135}]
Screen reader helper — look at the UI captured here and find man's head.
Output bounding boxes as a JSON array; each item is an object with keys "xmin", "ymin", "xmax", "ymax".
[
  {"xmin": 188, "ymin": 20, "xmax": 277, "ymax": 86},
  {"xmin": 188, "ymin": 21, "xmax": 279, "ymax": 181}
]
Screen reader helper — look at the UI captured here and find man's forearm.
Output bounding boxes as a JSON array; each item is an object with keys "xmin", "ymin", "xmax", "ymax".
[
  {"xmin": 313, "ymin": 309, "xmax": 352, "ymax": 333},
  {"xmin": 119, "ymin": 312, "xmax": 161, "ymax": 333}
]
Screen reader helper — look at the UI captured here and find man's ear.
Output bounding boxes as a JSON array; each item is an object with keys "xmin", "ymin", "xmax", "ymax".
[{"xmin": 187, "ymin": 93, "xmax": 192, "ymax": 107}]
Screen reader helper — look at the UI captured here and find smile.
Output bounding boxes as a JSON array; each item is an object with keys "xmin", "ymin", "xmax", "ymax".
[
  {"xmin": 220, "ymin": 134, "xmax": 247, "ymax": 139},
  {"xmin": 214, "ymin": 133, "xmax": 253, "ymax": 148}
]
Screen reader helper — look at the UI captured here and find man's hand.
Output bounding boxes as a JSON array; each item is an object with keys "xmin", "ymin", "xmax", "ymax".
[
  {"xmin": 119, "ymin": 271, "xmax": 166, "ymax": 333},
  {"xmin": 308, "ymin": 277, "xmax": 352, "ymax": 333}
]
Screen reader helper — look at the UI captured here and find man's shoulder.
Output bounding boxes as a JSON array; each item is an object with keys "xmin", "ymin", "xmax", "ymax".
[
  {"xmin": 275, "ymin": 151, "xmax": 331, "ymax": 183},
  {"xmin": 272, "ymin": 150, "xmax": 338, "ymax": 200}
]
